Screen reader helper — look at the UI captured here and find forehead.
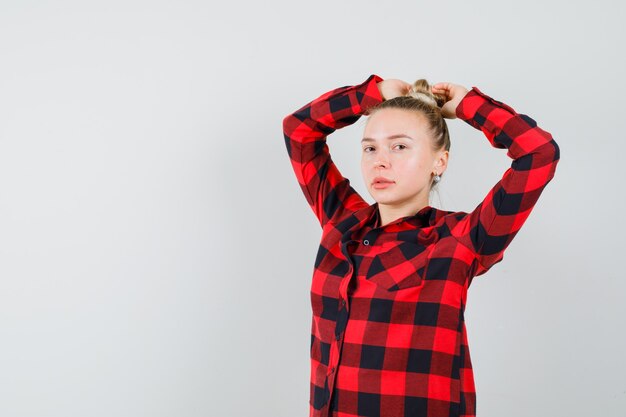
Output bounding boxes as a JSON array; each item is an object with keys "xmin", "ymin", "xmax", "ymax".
[{"xmin": 364, "ymin": 108, "xmax": 429, "ymax": 137}]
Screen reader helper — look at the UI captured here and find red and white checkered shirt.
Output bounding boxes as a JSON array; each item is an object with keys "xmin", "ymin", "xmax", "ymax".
[{"xmin": 282, "ymin": 74, "xmax": 560, "ymax": 417}]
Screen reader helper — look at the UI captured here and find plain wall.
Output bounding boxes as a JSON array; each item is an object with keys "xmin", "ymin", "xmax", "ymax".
[{"xmin": 1, "ymin": 1, "xmax": 624, "ymax": 416}]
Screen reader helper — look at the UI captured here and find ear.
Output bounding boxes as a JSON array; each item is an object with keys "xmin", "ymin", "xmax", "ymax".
[{"xmin": 433, "ymin": 150, "xmax": 449, "ymax": 175}]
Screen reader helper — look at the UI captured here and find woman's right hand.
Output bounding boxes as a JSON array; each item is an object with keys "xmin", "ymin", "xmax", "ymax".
[{"xmin": 377, "ymin": 79, "xmax": 411, "ymax": 101}]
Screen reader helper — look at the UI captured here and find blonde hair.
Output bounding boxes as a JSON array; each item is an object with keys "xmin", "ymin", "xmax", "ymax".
[{"xmin": 367, "ymin": 79, "xmax": 451, "ymax": 188}]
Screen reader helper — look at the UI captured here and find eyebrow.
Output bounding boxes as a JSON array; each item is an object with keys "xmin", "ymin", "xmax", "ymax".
[{"xmin": 361, "ymin": 134, "xmax": 415, "ymax": 143}]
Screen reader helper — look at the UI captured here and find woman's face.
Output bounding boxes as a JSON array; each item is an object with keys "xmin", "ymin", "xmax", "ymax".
[{"xmin": 361, "ymin": 108, "xmax": 444, "ymax": 207}]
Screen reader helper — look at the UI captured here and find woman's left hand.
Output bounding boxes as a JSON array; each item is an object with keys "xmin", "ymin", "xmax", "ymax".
[{"xmin": 431, "ymin": 82, "xmax": 470, "ymax": 119}]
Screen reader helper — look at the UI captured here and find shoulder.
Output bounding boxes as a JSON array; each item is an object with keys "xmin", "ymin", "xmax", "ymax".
[{"xmin": 430, "ymin": 207, "xmax": 467, "ymax": 226}]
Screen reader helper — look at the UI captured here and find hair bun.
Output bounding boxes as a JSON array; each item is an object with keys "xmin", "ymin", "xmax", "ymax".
[{"xmin": 406, "ymin": 79, "xmax": 446, "ymax": 108}]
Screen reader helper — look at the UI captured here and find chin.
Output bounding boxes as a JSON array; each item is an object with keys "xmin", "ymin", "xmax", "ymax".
[
  {"xmin": 371, "ymin": 194, "xmax": 401, "ymax": 205},
  {"xmin": 371, "ymin": 189, "xmax": 419, "ymax": 206}
]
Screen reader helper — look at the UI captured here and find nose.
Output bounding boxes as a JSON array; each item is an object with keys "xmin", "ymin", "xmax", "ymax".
[{"xmin": 374, "ymin": 156, "xmax": 389, "ymax": 169}]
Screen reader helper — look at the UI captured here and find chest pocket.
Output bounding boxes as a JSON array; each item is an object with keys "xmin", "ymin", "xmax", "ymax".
[{"xmin": 364, "ymin": 241, "xmax": 430, "ymax": 292}]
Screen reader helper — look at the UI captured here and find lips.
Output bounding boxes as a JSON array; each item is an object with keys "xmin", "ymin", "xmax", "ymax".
[
  {"xmin": 372, "ymin": 176, "xmax": 394, "ymax": 185},
  {"xmin": 371, "ymin": 177, "xmax": 395, "ymax": 190}
]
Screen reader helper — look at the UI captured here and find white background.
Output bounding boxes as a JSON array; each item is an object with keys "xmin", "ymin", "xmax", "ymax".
[{"xmin": 1, "ymin": 1, "xmax": 624, "ymax": 416}]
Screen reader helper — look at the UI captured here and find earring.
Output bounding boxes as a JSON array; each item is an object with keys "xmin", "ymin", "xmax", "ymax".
[{"xmin": 433, "ymin": 171, "xmax": 441, "ymax": 183}]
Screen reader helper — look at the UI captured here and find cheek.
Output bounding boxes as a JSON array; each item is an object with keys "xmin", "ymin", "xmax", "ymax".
[
  {"xmin": 400, "ymin": 153, "xmax": 427, "ymax": 176},
  {"xmin": 361, "ymin": 152, "xmax": 378, "ymax": 170}
]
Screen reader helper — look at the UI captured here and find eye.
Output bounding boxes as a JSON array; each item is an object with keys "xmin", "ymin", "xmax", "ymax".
[
  {"xmin": 394, "ymin": 144, "xmax": 407, "ymax": 150},
  {"xmin": 363, "ymin": 146, "xmax": 375, "ymax": 153}
]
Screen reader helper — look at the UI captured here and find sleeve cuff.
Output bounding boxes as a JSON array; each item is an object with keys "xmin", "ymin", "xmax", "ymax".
[
  {"xmin": 455, "ymin": 86, "xmax": 519, "ymax": 121},
  {"xmin": 357, "ymin": 74, "xmax": 384, "ymax": 113}
]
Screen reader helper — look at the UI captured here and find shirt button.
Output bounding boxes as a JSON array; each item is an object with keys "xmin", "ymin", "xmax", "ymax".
[
  {"xmin": 363, "ymin": 239, "xmax": 369, "ymax": 245},
  {"xmin": 335, "ymin": 333, "xmax": 341, "ymax": 340},
  {"xmin": 330, "ymin": 367, "xmax": 335, "ymax": 373}
]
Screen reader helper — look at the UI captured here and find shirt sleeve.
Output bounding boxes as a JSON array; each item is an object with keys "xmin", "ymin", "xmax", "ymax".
[
  {"xmin": 282, "ymin": 74, "xmax": 384, "ymax": 228},
  {"xmin": 450, "ymin": 87, "xmax": 561, "ymax": 278}
]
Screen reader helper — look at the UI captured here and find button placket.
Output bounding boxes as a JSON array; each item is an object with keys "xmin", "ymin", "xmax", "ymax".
[{"xmin": 361, "ymin": 226, "xmax": 382, "ymax": 247}]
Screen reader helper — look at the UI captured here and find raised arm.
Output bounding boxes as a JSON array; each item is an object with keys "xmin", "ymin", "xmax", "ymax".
[
  {"xmin": 441, "ymin": 85, "xmax": 561, "ymax": 278},
  {"xmin": 282, "ymin": 74, "xmax": 384, "ymax": 228}
]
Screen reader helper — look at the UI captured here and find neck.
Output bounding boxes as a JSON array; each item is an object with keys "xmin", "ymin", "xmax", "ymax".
[{"xmin": 377, "ymin": 195, "xmax": 430, "ymax": 227}]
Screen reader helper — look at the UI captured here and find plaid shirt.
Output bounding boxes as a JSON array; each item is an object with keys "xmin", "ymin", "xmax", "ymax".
[{"xmin": 282, "ymin": 74, "xmax": 560, "ymax": 417}]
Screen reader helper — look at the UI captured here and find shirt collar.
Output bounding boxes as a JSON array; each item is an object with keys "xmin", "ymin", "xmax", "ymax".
[{"xmin": 363, "ymin": 202, "xmax": 437, "ymax": 229}]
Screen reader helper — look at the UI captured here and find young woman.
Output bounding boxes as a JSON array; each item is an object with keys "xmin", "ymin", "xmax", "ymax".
[{"xmin": 282, "ymin": 74, "xmax": 560, "ymax": 417}]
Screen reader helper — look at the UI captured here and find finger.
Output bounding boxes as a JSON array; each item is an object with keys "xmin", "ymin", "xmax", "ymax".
[{"xmin": 431, "ymin": 82, "xmax": 449, "ymax": 90}]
